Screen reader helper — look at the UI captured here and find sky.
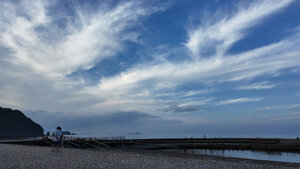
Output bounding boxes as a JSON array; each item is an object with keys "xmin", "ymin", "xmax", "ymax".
[{"xmin": 0, "ymin": 0, "xmax": 300, "ymax": 138}]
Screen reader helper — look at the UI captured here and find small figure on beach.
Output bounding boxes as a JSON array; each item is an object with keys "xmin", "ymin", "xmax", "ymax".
[{"xmin": 52, "ymin": 126, "xmax": 63, "ymax": 151}]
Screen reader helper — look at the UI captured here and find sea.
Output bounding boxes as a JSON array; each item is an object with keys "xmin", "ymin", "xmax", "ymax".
[{"xmin": 69, "ymin": 132, "xmax": 299, "ymax": 140}]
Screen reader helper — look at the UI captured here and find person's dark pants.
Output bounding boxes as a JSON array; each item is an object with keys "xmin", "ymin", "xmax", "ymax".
[{"xmin": 54, "ymin": 140, "xmax": 62, "ymax": 148}]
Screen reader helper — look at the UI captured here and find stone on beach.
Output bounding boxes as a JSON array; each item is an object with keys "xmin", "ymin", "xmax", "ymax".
[{"xmin": 0, "ymin": 144, "xmax": 299, "ymax": 169}]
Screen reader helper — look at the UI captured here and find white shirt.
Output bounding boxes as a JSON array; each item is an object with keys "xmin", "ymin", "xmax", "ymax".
[{"xmin": 53, "ymin": 130, "xmax": 63, "ymax": 141}]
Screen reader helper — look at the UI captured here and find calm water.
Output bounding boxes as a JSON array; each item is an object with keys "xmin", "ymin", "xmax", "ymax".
[
  {"xmin": 69, "ymin": 132, "xmax": 300, "ymax": 139},
  {"xmin": 166, "ymin": 149, "xmax": 300, "ymax": 163}
]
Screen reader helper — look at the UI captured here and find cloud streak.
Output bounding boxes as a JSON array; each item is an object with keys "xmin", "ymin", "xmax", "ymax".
[
  {"xmin": 238, "ymin": 81, "xmax": 276, "ymax": 90},
  {"xmin": 216, "ymin": 98, "xmax": 262, "ymax": 105},
  {"xmin": 257, "ymin": 104, "xmax": 300, "ymax": 110},
  {"xmin": 185, "ymin": 0, "xmax": 294, "ymax": 59}
]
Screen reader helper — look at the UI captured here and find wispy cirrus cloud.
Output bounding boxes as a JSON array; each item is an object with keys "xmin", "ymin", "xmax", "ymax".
[
  {"xmin": 238, "ymin": 81, "xmax": 276, "ymax": 90},
  {"xmin": 185, "ymin": 0, "xmax": 293, "ymax": 59},
  {"xmin": 0, "ymin": 0, "xmax": 168, "ymax": 112},
  {"xmin": 257, "ymin": 104, "xmax": 300, "ymax": 110},
  {"xmin": 0, "ymin": 0, "xmax": 299, "ymax": 127},
  {"xmin": 0, "ymin": 0, "xmax": 165, "ymax": 77},
  {"xmin": 81, "ymin": 0, "xmax": 299, "ymax": 115},
  {"xmin": 162, "ymin": 104, "xmax": 200, "ymax": 113},
  {"xmin": 161, "ymin": 99, "xmax": 213, "ymax": 113},
  {"xmin": 216, "ymin": 97, "xmax": 262, "ymax": 105}
]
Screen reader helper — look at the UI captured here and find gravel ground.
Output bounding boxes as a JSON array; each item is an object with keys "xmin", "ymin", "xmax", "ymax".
[{"xmin": 1, "ymin": 144, "xmax": 300, "ymax": 169}]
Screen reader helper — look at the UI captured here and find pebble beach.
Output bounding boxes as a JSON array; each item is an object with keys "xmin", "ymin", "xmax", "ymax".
[{"xmin": 1, "ymin": 144, "xmax": 300, "ymax": 169}]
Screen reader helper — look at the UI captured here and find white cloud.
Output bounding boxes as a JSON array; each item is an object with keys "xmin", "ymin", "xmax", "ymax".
[
  {"xmin": 185, "ymin": 0, "xmax": 294, "ymax": 60},
  {"xmin": 82, "ymin": 30, "xmax": 300, "ymax": 114},
  {"xmin": 0, "ymin": 0, "xmax": 167, "ymax": 113},
  {"xmin": 257, "ymin": 104, "xmax": 300, "ymax": 110},
  {"xmin": 79, "ymin": 0, "xmax": 300, "ymax": 116},
  {"xmin": 182, "ymin": 89, "xmax": 215, "ymax": 97},
  {"xmin": 0, "ymin": 0, "xmax": 164, "ymax": 78},
  {"xmin": 216, "ymin": 98, "xmax": 262, "ymax": 105},
  {"xmin": 90, "ymin": 0, "xmax": 298, "ymax": 89},
  {"xmin": 238, "ymin": 81, "xmax": 275, "ymax": 90},
  {"xmin": 0, "ymin": 0, "xmax": 299, "ymax": 121}
]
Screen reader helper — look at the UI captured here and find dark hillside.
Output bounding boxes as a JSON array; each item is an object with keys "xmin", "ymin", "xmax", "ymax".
[{"xmin": 0, "ymin": 107, "xmax": 44, "ymax": 139}]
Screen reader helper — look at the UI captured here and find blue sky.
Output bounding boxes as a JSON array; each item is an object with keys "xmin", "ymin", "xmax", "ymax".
[{"xmin": 0, "ymin": 0, "xmax": 300, "ymax": 138}]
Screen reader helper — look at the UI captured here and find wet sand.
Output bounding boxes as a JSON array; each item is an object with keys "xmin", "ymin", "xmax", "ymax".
[{"xmin": 1, "ymin": 144, "xmax": 300, "ymax": 169}]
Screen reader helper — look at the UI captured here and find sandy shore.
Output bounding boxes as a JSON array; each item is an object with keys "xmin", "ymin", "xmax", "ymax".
[{"xmin": 1, "ymin": 144, "xmax": 300, "ymax": 169}]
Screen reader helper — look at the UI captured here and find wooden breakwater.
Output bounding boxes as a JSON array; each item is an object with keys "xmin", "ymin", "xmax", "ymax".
[
  {"xmin": 0, "ymin": 136, "xmax": 125, "ymax": 150},
  {"xmin": 1, "ymin": 137, "xmax": 300, "ymax": 152},
  {"xmin": 125, "ymin": 138, "xmax": 300, "ymax": 151}
]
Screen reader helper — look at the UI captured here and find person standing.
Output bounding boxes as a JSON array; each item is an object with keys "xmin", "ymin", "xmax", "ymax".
[{"xmin": 53, "ymin": 126, "xmax": 63, "ymax": 151}]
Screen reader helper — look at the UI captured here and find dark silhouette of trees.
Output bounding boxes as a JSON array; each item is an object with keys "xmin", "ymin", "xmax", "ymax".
[{"xmin": 0, "ymin": 107, "xmax": 44, "ymax": 139}]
